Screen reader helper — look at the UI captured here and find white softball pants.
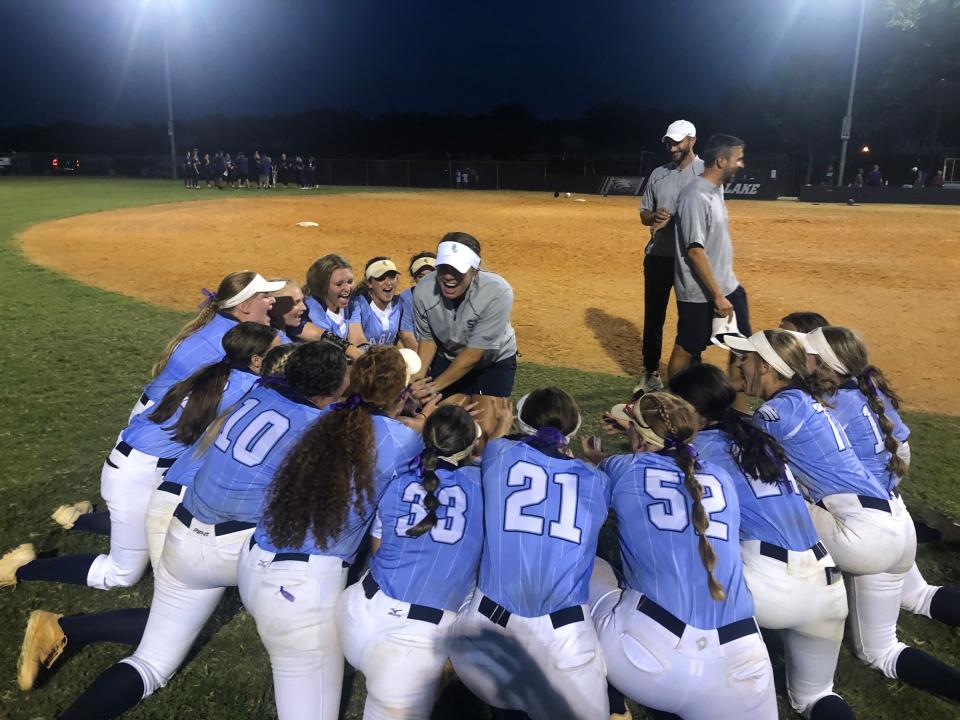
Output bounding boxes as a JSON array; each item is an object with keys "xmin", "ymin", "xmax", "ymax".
[
  {"xmin": 238, "ymin": 542, "xmax": 348, "ymax": 720},
  {"xmin": 845, "ymin": 494, "xmax": 920, "ymax": 680},
  {"xmin": 740, "ymin": 541, "xmax": 848, "ymax": 717},
  {"xmin": 87, "ymin": 443, "xmax": 170, "ymax": 589},
  {"xmin": 336, "ymin": 573, "xmax": 456, "ymax": 720},
  {"xmin": 128, "ymin": 393, "xmax": 154, "ymax": 425},
  {"xmin": 807, "ymin": 493, "xmax": 911, "ymax": 577},
  {"xmin": 144, "ymin": 482, "xmax": 186, "ymax": 570},
  {"xmin": 448, "ymin": 591, "xmax": 608, "ymax": 720},
  {"xmin": 589, "ymin": 558, "xmax": 777, "ymax": 720},
  {"xmin": 120, "ymin": 511, "xmax": 253, "ymax": 697}
]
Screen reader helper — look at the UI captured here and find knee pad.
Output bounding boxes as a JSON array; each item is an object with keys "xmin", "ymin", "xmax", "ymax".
[{"xmin": 899, "ymin": 580, "xmax": 938, "ymax": 618}]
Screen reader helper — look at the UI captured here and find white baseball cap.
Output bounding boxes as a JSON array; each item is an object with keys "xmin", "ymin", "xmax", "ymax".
[
  {"xmin": 710, "ymin": 315, "xmax": 745, "ymax": 348},
  {"xmin": 398, "ymin": 348, "xmax": 422, "ymax": 384},
  {"xmin": 435, "ymin": 240, "xmax": 481, "ymax": 274},
  {"xmin": 663, "ymin": 120, "xmax": 697, "ymax": 143}
]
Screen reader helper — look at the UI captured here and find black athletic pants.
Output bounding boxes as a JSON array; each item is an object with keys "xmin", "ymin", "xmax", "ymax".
[{"xmin": 642, "ymin": 254, "xmax": 675, "ymax": 374}]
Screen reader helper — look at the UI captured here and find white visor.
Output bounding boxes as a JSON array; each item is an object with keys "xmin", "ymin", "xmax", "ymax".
[
  {"xmin": 783, "ymin": 329, "xmax": 815, "ymax": 354},
  {"xmin": 806, "ymin": 328, "xmax": 849, "ymax": 374},
  {"xmin": 721, "ymin": 330, "xmax": 796, "ymax": 379},
  {"xmin": 435, "ymin": 241, "xmax": 481, "ymax": 274},
  {"xmin": 365, "ymin": 259, "xmax": 399, "ymax": 280},
  {"xmin": 220, "ymin": 273, "xmax": 286, "ymax": 309},
  {"xmin": 398, "ymin": 348, "xmax": 422, "ymax": 384},
  {"xmin": 710, "ymin": 315, "xmax": 745, "ymax": 348}
]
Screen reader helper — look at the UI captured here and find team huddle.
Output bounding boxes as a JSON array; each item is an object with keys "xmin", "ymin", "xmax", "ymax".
[{"xmin": 2, "ymin": 125, "xmax": 959, "ymax": 720}]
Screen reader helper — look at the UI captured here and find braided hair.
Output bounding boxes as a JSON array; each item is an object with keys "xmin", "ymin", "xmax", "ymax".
[
  {"xmin": 821, "ymin": 326, "xmax": 907, "ymax": 478},
  {"xmin": 639, "ymin": 392, "xmax": 725, "ymax": 601},
  {"xmin": 406, "ymin": 405, "xmax": 478, "ymax": 538}
]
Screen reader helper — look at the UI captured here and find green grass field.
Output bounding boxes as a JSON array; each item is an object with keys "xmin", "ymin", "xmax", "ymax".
[{"xmin": 0, "ymin": 178, "xmax": 957, "ymax": 719}]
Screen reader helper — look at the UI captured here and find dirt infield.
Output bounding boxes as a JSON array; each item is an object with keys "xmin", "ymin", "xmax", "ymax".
[{"xmin": 17, "ymin": 190, "xmax": 960, "ymax": 414}]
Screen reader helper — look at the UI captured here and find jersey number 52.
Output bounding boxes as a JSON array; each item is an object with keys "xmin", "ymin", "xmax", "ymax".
[{"xmin": 644, "ymin": 468, "xmax": 728, "ymax": 541}]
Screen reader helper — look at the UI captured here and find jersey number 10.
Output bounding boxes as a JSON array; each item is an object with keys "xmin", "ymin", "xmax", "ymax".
[{"xmin": 503, "ymin": 461, "xmax": 582, "ymax": 544}]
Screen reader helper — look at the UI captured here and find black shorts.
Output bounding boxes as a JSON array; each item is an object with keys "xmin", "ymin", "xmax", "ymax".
[
  {"xmin": 429, "ymin": 353, "xmax": 517, "ymax": 398},
  {"xmin": 676, "ymin": 285, "xmax": 751, "ymax": 354}
]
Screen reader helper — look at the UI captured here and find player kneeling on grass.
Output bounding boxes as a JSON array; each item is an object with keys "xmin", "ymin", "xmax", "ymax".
[
  {"xmin": 337, "ymin": 404, "xmax": 494, "ymax": 720},
  {"xmin": 238, "ymin": 346, "xmax": 425, "ymax": 720},
  {"xmin": 669, "ymin": 364, "xmax": 854, "ymax": 720},
  {"xmin": 410, "ymin": 232, "xmax": 516, "ymax": 437},
  {"xmin": 54, "ymin": 342, "xmax": 351, "ymax": 720},
  {"xmin": 809, "ymin": 327, "xmax": 960, "ymax": 701},
  {"xmin": 584, "ymin": 392, "xmax": 777, "ymax": 720},
  {"xmin": 448, "ymin": 388, "xmax": 611, "ymax": 720}
]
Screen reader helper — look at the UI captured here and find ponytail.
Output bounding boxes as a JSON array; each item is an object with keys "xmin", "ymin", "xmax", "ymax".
[
  {"xmin": 858, "ymin": 366, "xmax": 907, "ymax": 478},
  {"xmin": 719, "ymin": 409, "xmax": 789, "ymax": 485},
  {"xmin": 149, "ymin": 360, "xmax": 234, "ymax": 445},
  {"xmin": 405, "ymin": 451, "xmax": 443, "ymax": 538}
]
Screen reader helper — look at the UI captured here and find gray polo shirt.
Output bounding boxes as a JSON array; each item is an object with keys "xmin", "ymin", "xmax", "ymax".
[
  {"xmin": 413, "ymin": 270, "xmax": 517, "ymax": 364},
  {"xmin": 675, "ymin": 176, "xmax": 739, "ymax": 303},
  {"xmin": 640, "ymin": 156, "xmax": 704, "ymax": 258}
]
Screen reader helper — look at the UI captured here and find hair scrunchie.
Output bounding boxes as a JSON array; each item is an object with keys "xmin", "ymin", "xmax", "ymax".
[
  {"xmin": 197, "ymin": 287, "xmax": 217, "ymax": 310},
  {"xmin": 520, "ymin": 426, "xmax": 568, "ymax": 449},
  {"xmin": 663, "ymin": 437, "xmax": 700, "ymax": 467},
  {"xmin": 330, "ymin": 392, "xmax": 365, "ymax": 412}
]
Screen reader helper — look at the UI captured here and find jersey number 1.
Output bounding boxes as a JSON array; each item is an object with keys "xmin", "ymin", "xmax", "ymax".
[{"xmin": 503, "ymin": 461, "xmax": 582, "ymax": 544}]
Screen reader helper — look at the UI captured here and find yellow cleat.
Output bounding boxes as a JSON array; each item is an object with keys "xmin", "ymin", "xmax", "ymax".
[
  {"xmin": 0, "ymin": 544, "xmax": 36, "ymax": 588},
  {"xmin": 18, "ymin": 610, "xmax": 67, "ymax": 690},
  {"xmin": 51, "ymin": 501, "xmax": 93, "ymax": 530}
]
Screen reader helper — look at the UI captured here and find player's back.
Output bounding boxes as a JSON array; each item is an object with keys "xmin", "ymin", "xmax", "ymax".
[
  {"xmin": 602, "ymin": 451, "xmax": 754, "ymax": 629},
  {"xmin": 372, "ymin": 463, "xmax": 483, "ymax": 612},
  {"xmin": 478, "ymin": 437, "xmax": 611, "ymax": 617},
  {"xmin": 830, "ymin": 385, "xmax": 909, "ymax": 493},
  {"xmin": 144, "ymin": 313, "xmax": 238, "ymax": 403},
  {"xmin": 751, "ymin": 389, "xmax": 888, "ymax": 503},
  {"xmin": 693, "ymin": 428, "xmax": 819, "ymax": 551},
  {"xmin": 185, "ymin": 384, "xmax": 323, "ymax": 524}
]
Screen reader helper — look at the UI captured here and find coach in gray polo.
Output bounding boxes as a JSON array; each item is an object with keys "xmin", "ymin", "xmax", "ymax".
[
  {"xmin": 637, "ymin": 119, "xmax": 704, "ymax": 393},
  {"xmin": 668, "ymin": 133, "xmax": 752, "ymax": 378},
  {"xmin": 412, "ymin": 231, "xmax": 516, "ymax": 433}
]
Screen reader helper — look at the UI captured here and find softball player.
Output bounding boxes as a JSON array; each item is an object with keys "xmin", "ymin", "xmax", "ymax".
[
  {"xmin": 587, "ymin": 391, "xmax": 776, "ymax": 720},
  {"xmin": 721, "ymin": 329, "xmax": 908, "ymax": 576},
  {"xmin": 353, "ymin": 257, "xmax": 417, "ymax": 349},
  {"xmin": 411, "ymin": 232, "xmax": 516, "ymax": 437},
  {"xmin": 809, "ymin": 326, "xmax": 960, "ymax": 701},
  {"xmin": 668, "ymin": 364, "xmax": 854, "ymax": 720},
  {"xmin": 238, "ymin": 346, "xmax": 423, "ymax": 720},
  {"xmin": 303, "ymin": 254, "xmax": 366, "ymax": 357},
  {"xmin": 0, "ymin": 323, "xmax": 278, "ymax": 593},
  {"xmin": 337, "ymin": 404, "xmax": 484, "ymax": 720},
  {"xmin": 56, "ymin": 342, "xmax": 349, "ymax": 720},
  {"xmin": 448, "ymin": 387, "xmax": 611, "ymax": 720},
  {"xmin": 131, "ymin": 271, "xmax": 283, "ymax": 420}
]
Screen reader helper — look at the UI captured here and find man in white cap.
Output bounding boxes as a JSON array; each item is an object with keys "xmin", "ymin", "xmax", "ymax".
[
  {"xmin": 668, "ymin": 133, "xmax": 751, "ymax": 380},
  {"xmin": 636, "ymin": 119, "xmax": 703, "ymax": 393},
  {"xmin": 411, "ymin": 231, "xmax": 516, "ymax": 435}
]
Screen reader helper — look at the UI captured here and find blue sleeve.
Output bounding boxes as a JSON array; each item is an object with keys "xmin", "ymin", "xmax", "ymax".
[
  {"xmin": 399, "ymin": 294, "xmax": 415, "ymax": 334},
  {"xmin": 347, "ymin": 298, "xmax": 361, "ymax": 325}
]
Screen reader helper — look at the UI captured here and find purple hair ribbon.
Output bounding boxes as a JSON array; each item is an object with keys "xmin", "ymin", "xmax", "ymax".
[
  {"xmin": 664, "ymin": 437, "xmax": 700, "ymax": 466},
  {"xmin": 520, "ymin": 426, "xmax": 568, "ymax": 449},
  {"xmin": 197, "ymin": 287, "xmax": 216, "ymax": 310},
  {"xmin": 330, "ymin": 392, "xmax": 365, "ymax": 412},
  {"xmin": 863, "ymin": 367, "xmax": 880, "ymax": 396}
]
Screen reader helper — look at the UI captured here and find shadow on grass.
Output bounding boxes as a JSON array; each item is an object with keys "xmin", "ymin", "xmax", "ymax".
[{"xmin": 584, "ymin": 308, "xmax": 644, "ymax": 379}]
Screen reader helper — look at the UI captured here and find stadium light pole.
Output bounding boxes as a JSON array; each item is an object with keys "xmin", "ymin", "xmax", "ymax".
[
  {"xmin": 162, "ymin": 15, "xmax": 177, "ymax": 180},
  {"xmin": 837, "ymin": 0, "xmax": 867, "ymax": 188}
]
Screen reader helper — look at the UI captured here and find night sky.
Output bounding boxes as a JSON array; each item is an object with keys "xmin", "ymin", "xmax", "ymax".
[{"xmin": 1, "ymin": 0, "xmax": 865, "ymax": 126}]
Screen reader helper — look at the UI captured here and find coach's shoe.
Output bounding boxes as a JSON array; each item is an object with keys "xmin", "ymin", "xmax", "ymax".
[
  {"xmin": 633, "ymin": 371, "xmax": 663, "ymax": 395},
  {"xmin": 17, "ymin": 610, "xmax": 66, "ymax": 690},
  {"xmin": 51, "ymin": 501, "xmax": 93, "ymax": 530},
  {"xmin": 0, "ymin": 544, "xmax": 36, "ymax": 588}
]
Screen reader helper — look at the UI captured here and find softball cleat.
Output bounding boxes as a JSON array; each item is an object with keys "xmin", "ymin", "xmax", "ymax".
[
  {"xmin": 0, "ymin": 544, "xmax": 36, "ymax": 588},
  {"xmin": 51, "ymin": 501, "xmax": 93, "ymax": 530},
  {"xmin": 17, "ymin": 610, "xmax": 67, "ymax": 690}
]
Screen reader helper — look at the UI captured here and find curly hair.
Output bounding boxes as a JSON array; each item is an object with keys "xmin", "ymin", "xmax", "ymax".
[
  {"xmin": 151, "ymin": 271, "xmax": 257, "ymax": 377},
  {"xmin": 668, "ymin": 364, "xmax": 789, "ymax": 486},
  {"xmin": 821, "ymin": 326, "xmax": 906, "ymax": 478},
  {"xmin": 149, "ymin": 323, "xmax": 276, "ymax": 445},
  {"xmin": 264, "ymin": 346, "xmax": 407, "ymax": 549},
  {"xmin": 639, "ymin": 392, "xmax": 725, "ymax": 601},
  {"xmin": 406, "ymin": 405, "xmax": 477, "ymax": 538}
]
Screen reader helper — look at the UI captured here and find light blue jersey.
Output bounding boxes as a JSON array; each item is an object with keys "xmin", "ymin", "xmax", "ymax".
[
  {"xmin": 183, "ymin": 385, "xmax": 326, "ymax": 524},
  {"xmin": 163, "ymin": 448, "xmax": 204, "ymax": 489},
  {"xmin": 303, "ymin": 296, "xmax": 360, "ymax": 339},
  {"xmin": 143, "ymin": 313, "xmax": 238, "ymax": 404},
  {"xmin": 371, "ymin": 462, "xmax": 483, "ymax": 611},
  {"xmin": 693, "ymin": 428, "xmax": 819, "ymax": 551},
  {"xmin": 478, "ymin": 438, "xmax": 611, "ymax": 617},
  {"xmin": 752, "ymin": 389, "xmax": 888, "ymax": 503},
  {"xmin": 356, "ymin": 294, "xmax": 413, "ymax": 346},
  {"xmin": 601, "ymin": 451, "xmax": 754, "ymax": 629},
  {"xmin": 830, "ymin": 383, "xmax": 910, "ymax": 493},
  {"xmin": 398, "ymin": 288, "xmax": 421, "ymax": 339},
  {"xmin": 121, "ymin": 368, "xmax": 258, "ymax": 461},
  {"xmin": 254, "ymin": 416, "xmax": 423, "ymax": 563}
]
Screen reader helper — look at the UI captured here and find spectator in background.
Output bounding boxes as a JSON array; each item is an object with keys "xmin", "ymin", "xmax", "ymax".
[
  {"xmin": 853, "ymin": 168, "xmax": 865, "ymax": 187},
  {"xmin": 237, "ymin": 152, "xmax": 249, "ymax": 189},
  {"xmin": 931, "ymin": 170, "xmax": 945, "ymax": 188},
  {"xmin": 214, "ymin": 152, "xmax": 225, "ymax": 189},
  {"xmin": 866, "ymin": 164, "xmax": 883, "ymax": 186},
  {"xmin": 823, "ymin": 164, "xmax": 835, "ymax": 186}
]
